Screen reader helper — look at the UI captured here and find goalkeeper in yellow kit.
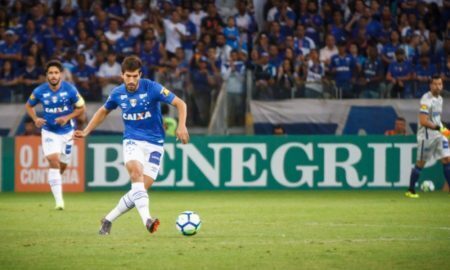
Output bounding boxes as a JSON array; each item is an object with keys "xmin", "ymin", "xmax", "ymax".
[{"xmin": 406, "ymin": 75, "xmax": 450, "ymax": 198}]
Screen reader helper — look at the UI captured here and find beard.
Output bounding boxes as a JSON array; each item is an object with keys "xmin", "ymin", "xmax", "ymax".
[
  {"xmin": 125, "ymin": 83, "xmax": 137, "ymax": 92},
  {"xmin": 48, "ymin": 78, "xmax": 60, "ymax": 87}
]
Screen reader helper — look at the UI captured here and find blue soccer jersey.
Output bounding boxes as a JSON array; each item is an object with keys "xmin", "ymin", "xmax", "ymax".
[
  {"xmin": 104, "ymin": 79, "xmax": 175, "ymax": 146},
  {"xmin": 27, "ymin": 81, "xmax": 82, "ymax": 134}
]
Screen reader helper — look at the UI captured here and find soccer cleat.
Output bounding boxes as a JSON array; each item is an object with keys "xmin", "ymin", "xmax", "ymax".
[
  {"xmin": 99, "ymin": 218, "xmax": 112, "ymax": 235},
  {"xmin": 55, "ymin": 202, "xmax": 65, "ymax": 210},
  {"xmin": 405, "ymin": 190, "xmax": 419, "ymax": 199},
  {"xmin": 146, "ymin": 218, "xmax": 160, "ymax": 234}
]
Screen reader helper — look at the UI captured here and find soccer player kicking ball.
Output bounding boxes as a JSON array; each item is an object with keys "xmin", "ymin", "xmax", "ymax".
[
  {"xmin": 74, "ymin": 56, "xmax": 189, "ymax": 235},
  {"xmin": 406, "ymin": 75, "xmax": 450, "ymax": 198},
  {"xmin": 25, "ymin": 60, "xmax": 86, "ymax": 210}
]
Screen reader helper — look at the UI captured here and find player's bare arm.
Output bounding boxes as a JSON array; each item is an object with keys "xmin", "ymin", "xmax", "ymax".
[
  {"xmin": 25, "ymin": 102, "xmax": 46, "ymax": 128},
  {"xmin": 419, "ymin": 113, "xmax": 441, "ymax": 130},
  {"xmin": 74, "ymin": 106, "xmax": 111, "ymax": 138},
  {"xmin": 171, "ymin": 96, "xmax": 189, "ymax": 144}
]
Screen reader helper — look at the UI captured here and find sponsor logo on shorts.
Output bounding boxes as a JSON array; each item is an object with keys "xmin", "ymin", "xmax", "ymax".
[
  {"xmin": 125, "ymin": 140, "xmax": 137, "ymax": 146},
  {"xmin": 65, "ymin": 144, "xmax": 72, "ymax": 154},
  {"xmin": 149, "ymin": 151, "xmax": 162, "ymax": 165}
]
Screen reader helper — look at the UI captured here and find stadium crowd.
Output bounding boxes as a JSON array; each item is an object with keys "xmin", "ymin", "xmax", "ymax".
[{"xmin": 0, "ymin": 0, "xmax": 449, "ymax": 126}]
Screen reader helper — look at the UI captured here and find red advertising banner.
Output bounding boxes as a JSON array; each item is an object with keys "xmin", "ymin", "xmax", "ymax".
[{"xmin": 14, "ymin": 136, "xmax": 85, "ymax": 192}]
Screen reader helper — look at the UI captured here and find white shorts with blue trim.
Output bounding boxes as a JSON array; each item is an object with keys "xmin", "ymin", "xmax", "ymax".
[
  {"xmin": 416, "ymin": 135, "xmax": 450, "ymax": 162},
  {"xmin": 123, "ymin": 139, "xmax": 164, "ymax": 180},
  {"xmin": 41, "ymin": 129, "xmax": 74, "ymax": 164}
]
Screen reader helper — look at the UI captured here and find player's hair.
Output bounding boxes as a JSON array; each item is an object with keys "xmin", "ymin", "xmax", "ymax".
[
  {"xmin": 396, "ymin": 117, "xmax": 405, "ymax": 122},
  {"xmin": 121, "ymin": 55, "xmax": 142, "ymax": 73},
  {"xmin": 45, "ymin": 59, "xmax": 64, "ymax": 73},
  {"xmin": 431, "ymin": 74, "xmax": 441, "ymax": 81}
]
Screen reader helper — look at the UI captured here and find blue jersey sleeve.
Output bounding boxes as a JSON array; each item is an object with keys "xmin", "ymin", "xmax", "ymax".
[
  {"xmin": 150, "ymin": 81, "xmax": 175, "ymax": 104},
  {"xmin": 68, "ymin": 84, "xmax": 81, "ymax": 105},
  {"xmin": 27, "ymin": 88, "xmax": 40, "ymax": 107},
  {"xmin": 104, "ymin": 94, "xmax": 118, "ymax": 110}
]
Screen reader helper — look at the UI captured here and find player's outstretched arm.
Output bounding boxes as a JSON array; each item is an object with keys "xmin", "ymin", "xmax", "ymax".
[
  {"xmin": 74, "ymin": 107, "xmax": 111, "ymax": 139},
  {"xmin": 25, "ymin": 102, "xmax": 46, "ymax": 128},
  {"xmin": 171, "ymin": 96, "xmax": 189, "ymax": 144}
]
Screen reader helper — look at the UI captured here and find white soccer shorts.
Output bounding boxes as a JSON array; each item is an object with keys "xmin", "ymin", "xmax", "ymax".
[
  {"xmin": 123, "ymin": 139, "xmax": 164, "ymax": 180},
  {"xmin": 416, "ymin": 135, "xmax": 450, "ymax": 162},
  {"xmin": 41, "ymin": 129, "xmax": 74, "ymax": 164}
]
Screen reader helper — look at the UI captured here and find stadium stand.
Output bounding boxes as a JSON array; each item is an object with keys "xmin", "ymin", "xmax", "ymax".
[{"xmin": 0, "ymin": 0, "xmax": 449, "ymax": 127}]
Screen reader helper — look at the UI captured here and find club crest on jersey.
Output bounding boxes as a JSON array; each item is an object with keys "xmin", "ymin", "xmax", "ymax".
[
  {"xmin": 130, "ymin": 99, "xmax": 137, "ymax": 107},
  {"xmin": 52, "ymin": 96, "xmax": 58, "ymax": 103},
  {"xmin": 122, "ymin": 111, "xmax": 151, "ymax": 120}
]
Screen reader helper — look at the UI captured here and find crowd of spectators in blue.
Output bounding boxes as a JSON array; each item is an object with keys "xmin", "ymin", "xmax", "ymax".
[{"xmin": 0, "ymin": 0, "xmax": 449, "ymax": 126}]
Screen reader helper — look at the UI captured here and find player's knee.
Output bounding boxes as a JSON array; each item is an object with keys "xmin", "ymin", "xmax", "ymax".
[
  {"xmin": 416, "ymin": 161, "xmax": 426, "ymax": 168},
  {"xmin": 129, "ymin": 169, "xmax": 143, "ymax": 181},
  {"xmin": 47, "ymin": 158, "xmax": 60, "ymax": 168},
  {"xmin": 441, "ymin": 157, "xmax": 450, "ymax": 164}
]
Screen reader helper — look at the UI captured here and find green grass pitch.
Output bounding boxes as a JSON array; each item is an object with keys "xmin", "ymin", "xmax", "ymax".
[{"xmin": 0, "ymin": 191, "xmax": 449, "ymax": 270}]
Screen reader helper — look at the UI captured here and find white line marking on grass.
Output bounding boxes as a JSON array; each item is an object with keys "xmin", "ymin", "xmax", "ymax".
[{"xmin": 304, "ymin": 222, "xmax": 450, "ymax": 231}]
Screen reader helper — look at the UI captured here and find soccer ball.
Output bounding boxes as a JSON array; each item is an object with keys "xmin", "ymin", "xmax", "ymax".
[
  {"xmin": 176, "ymin": 211, "xmax": 201, "ymax": 236},
  {"xmin": 420, "ymin": 180, "xmax": 435, "ymax": 192}
]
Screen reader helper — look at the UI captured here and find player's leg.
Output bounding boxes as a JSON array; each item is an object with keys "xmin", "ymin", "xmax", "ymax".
[
  {"xmin": 42, "ymin": 130, "xmax": 65, "ymax": 209},
  {"xmin": 59, "ymin": 162, "xmax": 67, "ymax": 175},
  {"xmin": 100, "ymin": 140, "xmax": 156, "ymax": 234},
  {"xmin": 441, "ymin": 157, "xmax": 450, "ymax": 192},
  {"xmin": 406, "ymin": 140, "xmax": 427, "ymax": 198},
  {"xmin": 141, "ymin": 145, "xmax": 164, "ymax": 233},
  {"xmin": 439, "ymin": 137, "xmax": 450, "ymax": 193}
]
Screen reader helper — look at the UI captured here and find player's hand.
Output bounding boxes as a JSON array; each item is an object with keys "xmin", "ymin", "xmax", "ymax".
[
  {"xmin": 34, "ymin": 117, "xmax": 46, "ymax": 128},
  {"xmin": 73, "ymin": 130, "xmax": 88, "ymax": 139},
  {"xmin": 55, "ymin": 116, "xmax": 70, "ymax": 126},
  {"xmin": 176, "ymin": 125, "xmax": 190, "ymax": 144},
  {"xmin": 441, "ymin": 127, "xmax": 450, "ymax": 138}
]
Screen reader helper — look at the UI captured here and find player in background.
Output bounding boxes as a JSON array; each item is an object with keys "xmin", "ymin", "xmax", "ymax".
[
  {"xmin": 74, "ymin": 55, "xmax": 189, "ymax": 235},
  {"xmin": 384, "ymin": 117, "xmax": 407, "ymax": 136},
  {"xmin": 406, "ymin": 75, "xmax": 450, "ymax": 198},
  {"xmin": 25, "ymin": 60, "xmax": 86, "ymax": 210}
]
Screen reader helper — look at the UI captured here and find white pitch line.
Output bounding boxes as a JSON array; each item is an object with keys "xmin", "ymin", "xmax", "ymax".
[{"xmin": 304, "ymin": 222, "xmax": 450, "ymax": 231}]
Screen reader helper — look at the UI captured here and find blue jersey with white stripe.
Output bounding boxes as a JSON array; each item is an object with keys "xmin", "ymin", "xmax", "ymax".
[
  {"xmin": 27, "ymin": 81, "xmax": 81, "ymax": 134},
  {"xmin": 104, "ymin": 79, "xmax": 175, "ymax": 145}
]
